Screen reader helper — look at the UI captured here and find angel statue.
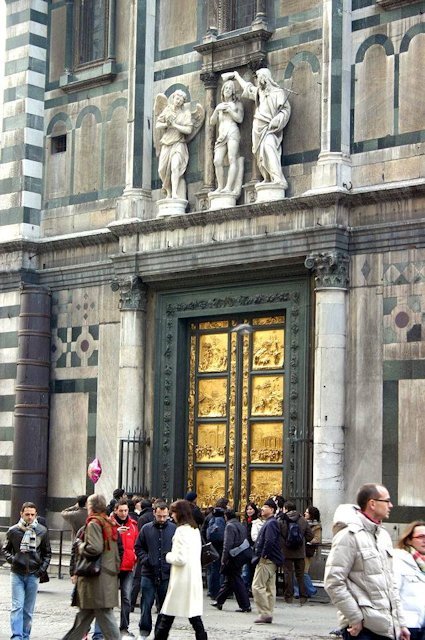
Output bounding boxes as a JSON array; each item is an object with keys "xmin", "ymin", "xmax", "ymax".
[{"xmin": 154, "ymin": 90, "xmax": 205, "ymax": 201}]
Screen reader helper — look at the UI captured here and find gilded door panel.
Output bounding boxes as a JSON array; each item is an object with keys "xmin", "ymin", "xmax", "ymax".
[
  {"xmin": 197, "ymin": 378, "xmax": 228, "ymax": 417},
  {"xmin": 188, "ymin": 316, "xmax": 286, "ymax": 511},
  {"xmin": 250, "ymin": 422, "xmax": 283, "ymax": 463},
  {"xmin": 251, "ymin": 375, "xmax": 284, "ymax": 416},
  {"xmin": 196, "ymin": 468, "xmax": 226, "ymax": 506},
  {"xmin": 196, "ymin": 424, "xmax": 226, "ymax": 462},
  {"xmin": 250, "ymin": 469, "xmax": 283, "ymax": 506}
]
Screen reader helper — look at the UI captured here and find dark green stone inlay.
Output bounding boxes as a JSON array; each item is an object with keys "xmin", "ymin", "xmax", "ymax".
[
  {"xmin": 1, "ymin": 143, "xmax": 44, "ymax": 163},
  {"xmin": 0, "ymin": 427, "xmax": 14, "ymax": 441},
  {"xmin": 0, "ymin": 363, "xmax": 17, "ymax": 378},
  {"xmin": 0, "ymin": 306, "xmax": 19, "ymax": 320},
  {"xmin": 355, "ymin": 34, "xmax": 394, "ymax": 64},
  {"xmin": 0, "ymin": 332, "xmax": 18, "ymax": 349},
  {"xmin": 352, "ymin": 130, "xmax": 425, "ymax": 154},
  {"xmin": 7, "ymin": 8, "xmax": 48, "ymax": 28},
  {"xmin": 0, "ymin": 396, "xmax": 15, "ymax": 412}
]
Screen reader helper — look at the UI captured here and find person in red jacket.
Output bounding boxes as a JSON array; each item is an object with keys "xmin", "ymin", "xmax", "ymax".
[{"xmin": 111, "ymin": 498, "xmax": 139, "ymax": 636}]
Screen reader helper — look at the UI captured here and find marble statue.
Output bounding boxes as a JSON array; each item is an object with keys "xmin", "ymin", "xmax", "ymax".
[
  {"xmin": 210, "ymin": 79, "xmax": 244, "ymax": 195},
  {"xmin": 154, "ymin": 90, "xmax": 204, "ymax": 204},
  {"xmin": 231, "ymin": 68, "xmax": 291, "ymax": 195}
]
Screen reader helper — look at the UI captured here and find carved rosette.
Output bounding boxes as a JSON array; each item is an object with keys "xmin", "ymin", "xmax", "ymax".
[
  {"xmin": 161, "ymin": 290, "xmax": 301, "ymax": 499},
  {"xmin": 111, "ymin": 276, "xmax": 147, "ymax": 311},
  {"xmin": 304, "ymin": 251, "xmax": 350, "ymax": 289}
]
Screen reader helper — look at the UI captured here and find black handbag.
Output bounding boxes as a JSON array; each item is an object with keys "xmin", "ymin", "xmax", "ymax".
[
  {"xmin": 74, "ymin": 553, "xmax": 102, "ymax": 577},
  {"xmin": 201, "ymin": 542, "xmax": 220, "ymax": 567}
]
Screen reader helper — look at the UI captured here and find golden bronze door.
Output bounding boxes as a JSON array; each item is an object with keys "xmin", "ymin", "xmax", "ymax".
[{"xmin": 187, "ymin": 315, "xmax": 286, "ymax": 512}]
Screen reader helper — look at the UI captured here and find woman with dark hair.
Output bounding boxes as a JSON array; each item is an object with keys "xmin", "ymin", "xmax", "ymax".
[
  {"xmin": 242, "ymin": 502, "xmax": 261, "ymax": 593},
  {"xmin": 211, "ymin": 509, "xmax": 251, "ymax": 612},
  {"xmin": 393, "ymin": 521, "xmax": 425, "ymax": 640},
  {"xmin": 304, "ymin": 505, "xmax": 322, "ymax": 573},
  {"xmin": 154, "ymin": 500, "xmax": 207, "ymax": 640}
]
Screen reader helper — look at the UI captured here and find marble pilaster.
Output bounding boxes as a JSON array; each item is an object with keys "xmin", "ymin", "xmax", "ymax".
[
  {"xmin": 305, "ymin": 251, "xmax": 349, "ymax": 540},
  {"xmin": 196, "ymin": 72, "xmax": 218, "ymax": 211}
]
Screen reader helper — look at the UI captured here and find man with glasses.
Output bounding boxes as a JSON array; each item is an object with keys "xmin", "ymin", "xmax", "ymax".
[{"xmin": 325, "ymin": 483, "xmax": 410, "ymax": 640}]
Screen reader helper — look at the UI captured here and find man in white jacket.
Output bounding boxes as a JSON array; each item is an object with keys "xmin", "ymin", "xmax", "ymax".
[{"xmin": 324, "ymin": 483, "xmax": 410, "ymax": 640}]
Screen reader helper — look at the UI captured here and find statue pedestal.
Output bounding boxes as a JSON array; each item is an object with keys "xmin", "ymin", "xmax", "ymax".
[
  {"xmin": 255, "ymin": 183, "xmax": 286, "ymax": 202},
  {"xmin": 156, "ymin": 198, "xmax": 187, "ymax": 217},
  {"xmin": 208, "ymin": 191, "xmax": 237, "ymax": 210}
]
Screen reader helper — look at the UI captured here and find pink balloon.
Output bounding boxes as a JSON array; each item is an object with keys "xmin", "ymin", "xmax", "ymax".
[{"xmin": 87, "ymin": 458, "xmax": 102, "ymax": 483}]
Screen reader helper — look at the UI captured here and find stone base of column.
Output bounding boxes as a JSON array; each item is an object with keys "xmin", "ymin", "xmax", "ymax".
[
  {"xmin": 117, "ymin": 188, "xmax": 153, "ymax": 220},
  {"xmin": 156, "ymin": 197, "xmax": 188, "ymax": 217},
  {"xmin": 307, "ymin": 152, "xmax": 352, "ymax": 194},
  {"xmin": 255, "ymin": 182, "xmax": 286, "ymax": 202}
]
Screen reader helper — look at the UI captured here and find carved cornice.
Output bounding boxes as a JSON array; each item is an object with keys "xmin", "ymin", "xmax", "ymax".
[
  {"xmin": 304, "ymin": 251, "xmax": 350, "ymax": 289},
  {"xmin": 111, "ymin": 276, "xmax": 147, "ymax": 311},
  {"xmin": 194, "ymin": 27, "xmax": 272, "ymax": 73}
]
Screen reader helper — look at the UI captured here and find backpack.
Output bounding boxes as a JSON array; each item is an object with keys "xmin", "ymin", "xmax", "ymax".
[
  {"xmin": 283, "ymin": 516, "xmax": 303, "ymax": 549},
  {"xmin": 206, "ymin": 515, "xmax": 225, "ymax": 544}
]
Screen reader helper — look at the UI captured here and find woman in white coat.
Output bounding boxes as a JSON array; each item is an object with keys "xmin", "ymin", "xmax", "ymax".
[
  {"xmin": 154, "ymin": 499, "xmax": 207, "ymax": 640},
  {"xmin": 393, "ymin": 521, "xmax": 425, "ymax": 640}
]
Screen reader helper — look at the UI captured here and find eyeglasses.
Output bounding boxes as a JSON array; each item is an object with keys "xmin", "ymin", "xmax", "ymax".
[
  {"xmin": 412, "ymin": 535, "xmax": 425, "ymax": 540},
  {"xmin": 373, "ymin": 498, "xmax": 392, "ymax": 503}
]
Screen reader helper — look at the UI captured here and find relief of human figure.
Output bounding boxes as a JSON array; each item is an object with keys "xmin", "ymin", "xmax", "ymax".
[
  {"xmin": 210, "ymin": 79, "xmax": 244, "ymax": 195},
  {"xmin": 231, "ymin": 68, "xmax": 291, "ymax": 187},
  {"xmin": 154, "ymin": 90, "xmax": 204, "ymax": 200}
]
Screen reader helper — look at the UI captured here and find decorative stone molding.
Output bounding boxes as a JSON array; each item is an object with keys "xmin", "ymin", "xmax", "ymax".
[
  {"xmin": 376, "ymin": 0, "xmax": 417, "ymax": 7},
  {"xmin": 111, "ymin": 276, "xmax": 147, "ymax": 311},
  {"xmin": 194, "ymin": 28, "xmax": 272, "ymax": 73},
  {"xmin": 305, "ymin": 251, "xmax": 350, "ymax": 289},
  {"xmin": 160, "ymin": 290, "xmax": 302, "ymax": 498}
]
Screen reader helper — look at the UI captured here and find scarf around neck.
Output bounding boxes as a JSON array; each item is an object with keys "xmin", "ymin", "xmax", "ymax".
[
  {"xmin": 408, "ymin": 545, "xmax": 425, "ymax": 573},
  {"xmin": 18, "ymin": 518, "xmax": 38, "ymax": 552},
  {"xmin": 86, "ymin": 513, "xmax": 118, "ymax": 550}
]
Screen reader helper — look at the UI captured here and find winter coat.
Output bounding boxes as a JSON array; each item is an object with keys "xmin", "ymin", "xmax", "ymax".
[
  {"xmin": 3, "ymin": 521, "xmax": 51, "ymax": 576},
  {"xmin": 135, "ymin": 519, "xmax": 176, "ymax": 579},
  {"xmin": 74, "ymin": 518, "xmax": 120, "ymax": 610},
  {"xmin": 110, "ymin": 514, "xmax": 138, "ymax": 572},
  {"xmin": 250, "ymin": 518, "xmax": 264, "ymax": 543},
  {"xmin": 161, "ymin": 524, "xmax": 203, "ymax": 618},
  {"xmin": 221, "ymin": 518, "xmax": 246, "ymax": 565},
  {"xmin": 61, "ymin": 506, "xmax": 88, "ymax": 536},
  {"xmin": 254, "ymin": 516, "xmax": 284, "ymax": 566},
  {"xmin": 324, "ymin": 505, "xmax": 405, "ymax": 639},
  {"xmin": 306, "ymin": 521, "xmax": 322, "ymax": 558},
  {"xmin": 138, "ymin": 506, "xmax": 154, "ymax": 531},
  {"xmin": 279, "ymin": 510, "xmax": 313, "ymax": 559},
  {"xmin": 393, "ymin": 548, "xmax": 425, "ymax": 630}
]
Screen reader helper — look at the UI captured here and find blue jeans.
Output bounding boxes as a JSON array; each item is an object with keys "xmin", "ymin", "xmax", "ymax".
[
  {"xmin": 119, "ymin": 570, "xmax": 134, "ymax": 631},
  {"xmin": 293, "ymin": 573, "xmax": 317, "ymax": 597},
  {"xmin": 139, "ymin": 576, "xmax": 169, "ymax": 636},
  {"xmin": 10, "ymin": 572, "xmax": 39, "ymax": 640}
]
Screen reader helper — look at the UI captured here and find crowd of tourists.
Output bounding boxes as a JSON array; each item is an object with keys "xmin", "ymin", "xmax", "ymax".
[{"xmin": 1, "ymin": 483, "xmax": 425, "ymax": 640}]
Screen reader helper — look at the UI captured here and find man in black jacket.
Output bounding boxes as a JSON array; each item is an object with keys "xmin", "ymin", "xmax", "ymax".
[
  {"xmin": 211, "ymin": 509, "xmax": 251, "ymax": 613},
  {"xmin": 134, "ymin": 502, "xmax": 176, "ymax": 638},
  {"xmin": 2, "ymin": 501, "xmax": 52, "ymax": 640},
  {"xmin": 252, "ymin": 498, "xmax": 284, "ymax": 624}
]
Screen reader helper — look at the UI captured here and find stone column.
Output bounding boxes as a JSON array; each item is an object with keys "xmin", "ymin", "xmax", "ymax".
[
  {"xmin": 111, "ymin": 276, "xmax": 148, "ymax": 490},
  {"xmin": 196, "ymin": 72, "xmax": 218, "ymax": 210},
  {"xmin": 309, "ymin": 0, "xmax": 352, "ymax": 193},
  {"xmin": 117, "ymin": 0, "xmax": 155, "ymax": 220},
  {"xmin": 305, "ymin": 251, "xmax": 349, "ymax": 540}
]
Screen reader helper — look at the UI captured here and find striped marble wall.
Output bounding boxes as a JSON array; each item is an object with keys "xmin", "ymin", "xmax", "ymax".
[
  {"xmin": 0, "ymin": 291, "xmax": 19, "ymax": 526},
  {"xmin": 0, "ymin": 0, "xmax": 47, "ymax": 241}
]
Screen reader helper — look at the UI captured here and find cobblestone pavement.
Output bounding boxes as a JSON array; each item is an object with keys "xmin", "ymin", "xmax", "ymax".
[{"xmin": 0, "ymin": 566, "xmax": 339, "ymax": 639}]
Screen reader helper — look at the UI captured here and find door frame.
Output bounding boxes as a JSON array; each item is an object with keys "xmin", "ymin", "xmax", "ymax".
[{"xmin": 152, "ymin": 277, "xmax": 311, "ymax": 506}]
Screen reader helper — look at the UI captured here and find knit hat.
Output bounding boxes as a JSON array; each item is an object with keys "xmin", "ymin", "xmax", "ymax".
[
  {"xmin": 263, "ymin": 498, "xmax": 277, "ymax": 512},
  {"xmin": 185, "ymin": 491, "xmax": 197, "ymax": 502}
]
